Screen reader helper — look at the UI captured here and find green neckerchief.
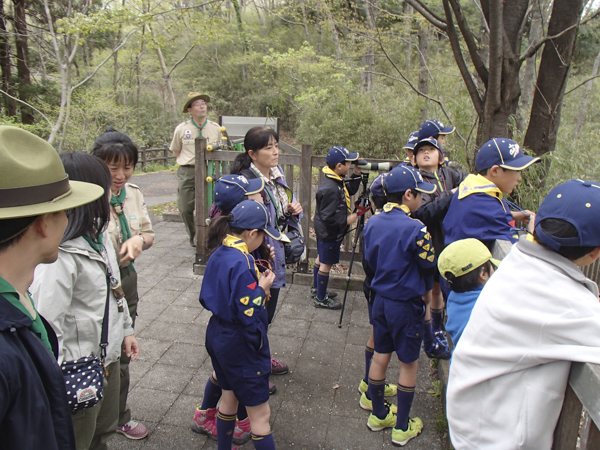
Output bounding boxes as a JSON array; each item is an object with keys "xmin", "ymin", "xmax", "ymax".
[
  {"xmin": 322, "ymin": 166, "xmax": 351, "ymax": 212},
  {"xmin": 0, "ymin": 276, "xmax": 52, "ymax": 354},
  {"xmin": 191, "ymin": 117, "xmax": 208, "ymax": 136},
  {"xmin": 110, "ymin": 187, "xmax": 135, "ymax": 271},
  {"xmin": 83, "ymin": 233, "xmax": 104, "ymax": 253}
]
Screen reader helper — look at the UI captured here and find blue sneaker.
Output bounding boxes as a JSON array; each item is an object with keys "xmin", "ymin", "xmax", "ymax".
[{"xmin": 425, "ymin": 336, "xmax": 451, "ymax": 360}]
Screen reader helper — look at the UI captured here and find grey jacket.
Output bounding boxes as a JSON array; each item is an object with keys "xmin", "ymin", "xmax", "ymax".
[{"xmin": 31, "ymin": 234, "xmax": 134, "ymax": 366}]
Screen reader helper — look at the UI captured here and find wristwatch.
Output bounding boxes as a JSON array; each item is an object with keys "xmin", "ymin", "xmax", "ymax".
[{"xmin": 138, "ymin": 234, "xmax": 146, "ymax": 246}]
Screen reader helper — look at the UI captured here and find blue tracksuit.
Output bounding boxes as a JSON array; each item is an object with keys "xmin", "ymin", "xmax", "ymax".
[{"xmin": 445, "ymin": 286, "xmax": 484, "ymax": 349}]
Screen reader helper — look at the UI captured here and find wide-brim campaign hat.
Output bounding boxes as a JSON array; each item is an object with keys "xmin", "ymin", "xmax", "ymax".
[
  {"xmin": 214, "ymin": 175, "xmax": 264, "ymax": 212},
  {"xmin": 438, "ymin": 238, "xmax": 500, "ymax": 280},
  {"xmin": 418, "ymin": 119, "xmax": 455, "ymax": 140},
  {"xmin": 326, "ymin": 146, "xmax": 359, "ymax": 166},
  {"xmin": 403, "ymin": 131, "xmax": 419, "ymax": 150},
  {"xmin": 0, "ymin": 126, "xmax": 104, "ymax": 219},
  {"xmin": 229, "ymin": 200, "xmax": 290, "ymax": 242},
  {"xmin": 535, "ymin": 179, "xmax": 600, "ymax": 251},
  {"xmin": 475, "ymin": 138, "xmax": 540, "ymax": 172},
  {"xmin": 183, "ymin": 92, "xmax": 211, "ymax": 112},
  {"xmin": 384, "ymin": 165, "xmax": 436, "ymax": 195}
]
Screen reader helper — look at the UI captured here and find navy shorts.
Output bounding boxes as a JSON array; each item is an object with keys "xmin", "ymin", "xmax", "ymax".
[
  {"xmin": 424, "ymin": 274, "xmax": 434, "ymax": 291},
  {"xmin": 205, "ymin": 317, "xmax": 271, "ymax": 406},
  {"xmin": 367, "ymin": 300, "xmax": 374, "ymax": 325},
  {"xmin": 372, "ymin": 295, "xmax": 426, "ymax": 363},
  {"xmin": 317, "ymin": 239, "xmax": 342, "ymax": 265}
]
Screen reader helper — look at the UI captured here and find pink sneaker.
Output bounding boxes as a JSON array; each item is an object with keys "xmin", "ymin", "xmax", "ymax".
[
  {"xmin": 191, "ymin": 406, "xmax": 217, "ymax": 439},
  {"xmin": 116, "ymin": 420, "xmax": 148, "ymax": 440},
  {"xmin": 233, "ymin": 417, "xmax": 252, "ymax": 445},
  {"xmin": 271, "ymin": 358, "xmax": 289, "ymax": 375}
]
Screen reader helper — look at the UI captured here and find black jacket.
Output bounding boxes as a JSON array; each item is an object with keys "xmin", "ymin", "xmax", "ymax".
[
  {"xmin": 415, "ymin": 165, "xmax": 468, "ymax": 254},
  {"xmin": 314, "ymin": 172, "xmax": 361, "ymax": 242},
  {"xmin": 0, "ymin": 295, "xmax": 76, "ymax": 450}
]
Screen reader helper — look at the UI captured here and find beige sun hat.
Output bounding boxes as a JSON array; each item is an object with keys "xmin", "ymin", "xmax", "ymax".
[
  {"xmin": 0, "ymin": 126, "xmax": 104, "ymax": 219},
  {"xmin": 183, "ymin": 92, "xmax": 211, "ymax": 112}
]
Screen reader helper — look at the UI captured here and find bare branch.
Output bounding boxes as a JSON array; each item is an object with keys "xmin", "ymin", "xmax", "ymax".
[
  {"xmin": 167, "ymin": 43, "xmax": 196, "ymax": 76},
  {"xmin": 71, "ymin": 29, "xmax": 138, "ymax": 91},
  {"xmin": 520, "ymin": 8, "xmax": 600, "ymax": 62},
  {"xmin": 441, "ymin": 0, "xmax": 484, "ymax": 112},
  {"xmin": 405, "ymin": 0, "xmax": 447, "ymax": 31},
  {"xmin": 564, "ymin": 74, "xmax": 600, "ymax": 95},
  {"xmin": 516, "ymin": 2, "xmax": 534, "ymax": 56},
  {"xmin": 0, "ymin": 89, "xmax": 52, "ymax": 129},
  {"xmin": 471, "ymin": 0, "xmax": 490, "ymax": 33},
  {"xmin": 448, "ymin": 0, "xmax": 488, "ymax": 86}
]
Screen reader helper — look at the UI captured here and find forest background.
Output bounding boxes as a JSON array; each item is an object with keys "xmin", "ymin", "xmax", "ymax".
[{"xmin": 1, "ymin": 0, "xmax": 600, "ymax": 210}]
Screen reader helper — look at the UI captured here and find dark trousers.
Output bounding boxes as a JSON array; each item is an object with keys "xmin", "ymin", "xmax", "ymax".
[
  {"xmin": 267, "ymin": 288, "xmax": 280, "ymax": 325},
  {"xmin": 118, "ymin": 265, "xmax": 138, "ymax": 426}
]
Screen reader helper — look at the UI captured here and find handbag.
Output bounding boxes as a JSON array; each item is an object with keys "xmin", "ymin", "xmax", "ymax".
[
  {"xmin": 284, "ymin": 227, "xmax": 306, "ymax": 264},
  {"xmin": 61, "ymin": 274, "xmax": 110, "ymax": 412}
]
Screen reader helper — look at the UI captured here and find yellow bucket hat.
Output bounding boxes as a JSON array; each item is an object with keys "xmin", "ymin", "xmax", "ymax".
[{"xmin": 0, "ymin": 126, "xmax": 104, "ymax": 219}]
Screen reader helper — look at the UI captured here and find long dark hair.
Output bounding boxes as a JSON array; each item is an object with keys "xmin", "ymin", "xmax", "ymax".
[
  {"xmin": 60, "ymin": 152, "xmax": 111, "ymax": 243},
  {"xmin": 230, "ymin": 127, "xmax": 279, "ymax": 175},
  {"xmin": 92, "ymin": 126, "xmax": 138, "ymax": 166},
  {"xmin": 207, "ymin": 213, "xmax": 270, "ymax": 260}
]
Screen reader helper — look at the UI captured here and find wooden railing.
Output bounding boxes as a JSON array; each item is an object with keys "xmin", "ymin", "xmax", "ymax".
[{"xmin": 136, "ymin": 145, "xmax": 176, "ymax": 170}]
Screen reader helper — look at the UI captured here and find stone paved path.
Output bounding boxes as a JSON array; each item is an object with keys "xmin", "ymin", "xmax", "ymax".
[{"xmin": 110, "ymin": 219, "xmax": 444, "ymax": 450}]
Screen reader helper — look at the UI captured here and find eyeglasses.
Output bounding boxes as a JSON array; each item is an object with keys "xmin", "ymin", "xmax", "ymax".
[{"xmin": 192, "ymin": 101, "xmax": 207, "ymax": 107}]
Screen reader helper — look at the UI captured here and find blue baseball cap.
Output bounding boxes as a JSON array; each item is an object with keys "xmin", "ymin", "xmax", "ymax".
[
  {"xmin": 369, "ymin": 173, "xmax": 388, "ymax": 197},
  {"xmin": 326, "ymin": 146, "xmax": 359, "ymax": 166},
  {"xmin": 229, "ymin": 200, "xmax": 288, "ymax": 241},
  {"xmin": 475, "ymin": 138, "xmax": 540, "ymax": 172},
  {"xmin": 418, "ymin": 119, "xmax": 455, "ymax": 140},
  {"xmin": 384, "ymin": 165, "xmax": 436, "ymax": 195},
  {"xmin": 535, "ymin": 179, "xmax": 600, "ymax": 251},
  {"xmin": 403, "ymin": 131, "xmax": 420, "ymax": 150},
  {"xmin": 214, "ymin": 175, "xmax": 264, "ymax": 212}
]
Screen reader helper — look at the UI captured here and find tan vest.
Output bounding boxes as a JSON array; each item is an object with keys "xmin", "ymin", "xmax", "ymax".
[
  {"xmin": 169, "ymin": 119, "xmax": 223, "ymax": 166},
  {"xmin": 107, "ymin": 183, "xmax": 155, "ymax": 268}
]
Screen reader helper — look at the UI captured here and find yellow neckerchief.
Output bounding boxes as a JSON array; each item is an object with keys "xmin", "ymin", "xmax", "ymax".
[
  {"xmin": 222, "ymin": 234, "xmax": 260, "ymax": 278},
  {"xmin": 457, "ymin": 174, "xmax": 509, "ymax": 213},
  {"xmin": 383, "ymin": 202, "xmax": 411, "ymax": 215},
  {"xmin": 323, "ymin": 166, "xmax": 351, "ymax": 211}
]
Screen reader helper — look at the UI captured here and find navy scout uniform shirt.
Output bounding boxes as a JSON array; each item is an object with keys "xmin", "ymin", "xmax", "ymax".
[{"xmin": 363, "ymin": 203, "xmax": 436, "ymax": 301}]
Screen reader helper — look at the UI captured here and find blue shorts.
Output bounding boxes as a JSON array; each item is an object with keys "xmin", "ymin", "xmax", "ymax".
[
  {"xmin": 424, "ymin": 274, "xmax": 434, "ymax": 291},
  {"xmin": 205, "ymin": 317, "xmax": 271, "ymax": 407},
  {"xmin": 367, "ymin": 300, "xmax": 374, "ymax": 325},
  {"xmin": 372, "ymin": 295, "xmax": 426, "ymax": 363},
  {"xmin": 317, "ymin": 239, "xmax": 342, "ymax": 265}
]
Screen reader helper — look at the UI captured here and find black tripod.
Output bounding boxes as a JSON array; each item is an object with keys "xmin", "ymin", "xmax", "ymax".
[{"xmin": 338, "ymin": 172, "xmax": 372, "ymax": 328}]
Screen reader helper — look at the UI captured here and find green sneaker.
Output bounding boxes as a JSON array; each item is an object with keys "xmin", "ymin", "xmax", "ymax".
[
  {"xmin": 367, "ymin": 406, "xmax": 397, "ymax": 432},
  {"xmin": 391, "ymin": 417, "xmax": 423, "ymax": 446},
  {"xmin": 358, "ymin": 379, "xmax": 398, "ymax": 397},
  {"xmin": 359, "ymin": 392, "xmax": 397, "ymax": 414},
  {"xmin": 313, "ymin": 295, "xmax": 342, "ymax": 310}
]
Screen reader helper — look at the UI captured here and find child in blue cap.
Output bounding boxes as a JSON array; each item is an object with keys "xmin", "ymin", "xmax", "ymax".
[
  {"xmin": 363, "ymin": 165, "xmax": 437, "ymax": 446},
  {"xmin": 413, "ymin": 137, "xmax": 468, "ymax": 359},
  {"xmin": 447, "ymin": 179, "xmax": 600, "ymax": 449},
  {"xmin": 312, "ymin": 146, "xmax": 362, "ymax": 309},
  {"xmin": 402, "ymin": 131, "xmax": 419, "ymax": 166},
  {"xmin": 443, "ymin": 138, "xmax": 540, "ymax": 249},
  {"xmin": 357, "ymin": 173, "xmax": 398, "ymax": 411},
  {"xmin": 200, "ymin": 200, "xmax": 284, "ymax": 450},
  {"xmin": 417, "ymin": 119, "xmax": 455, "ymax": 165}
]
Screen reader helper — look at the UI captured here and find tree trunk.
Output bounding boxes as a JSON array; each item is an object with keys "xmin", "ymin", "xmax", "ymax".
[
  {"xmin": 405, "ymin": 3, "xmax": 413, "ymax": 73},
  {"xmin": 417, "ymin": 22, "xmax": 429, "ymax": 121},
  {"xmin": 322, "ymin": 0, "xmax": 341, "ymax": 59},
  {"xmin": 13, "ymin": 0, "xmax": 34, "ymax": 124},
  {"xmin": 574, "ymin": 49, "xmax": 600, "ymax": 140},
  {"xmin": 361, "ymin": 0, "xmax": 376, "ymax": 100},
  {"xmin": 524, "ymin": 0, "xmax": 585, "ymax": 156},
  {"xmin": 300, "ymin": 0, "xmax": 310, "ymax": 44},
  {"xmin": 0, "ymin": 0, "xmax": 16, "ymax": 116}
]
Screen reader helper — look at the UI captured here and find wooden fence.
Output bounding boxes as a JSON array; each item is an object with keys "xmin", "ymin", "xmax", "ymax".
[
  {"xmin": 136, "ymin": 145, "xmax": 176, "ymax": 170},
  {"xmin": 191, "ymin": 136, "xmax": 397, "ymax": 273}
]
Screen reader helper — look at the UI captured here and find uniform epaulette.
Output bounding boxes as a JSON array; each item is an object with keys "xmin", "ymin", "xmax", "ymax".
[{"xmin": 126, "ymin": 183, "xmax": 140, "ymax": 190}]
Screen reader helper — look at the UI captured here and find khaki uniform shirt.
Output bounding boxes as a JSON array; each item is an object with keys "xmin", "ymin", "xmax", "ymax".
[
  {"xmin": 170, "ymin": 119, "xmax": 223, "ymax": 166},
  {"xmin": 107, "ymin": 183, "xmax": 155, "ymax": 268}
]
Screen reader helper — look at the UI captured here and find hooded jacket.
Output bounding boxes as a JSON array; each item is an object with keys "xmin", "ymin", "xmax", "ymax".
[{"xmin": 31, "ymin": 234, "xmax": 134, "ymax": 367}]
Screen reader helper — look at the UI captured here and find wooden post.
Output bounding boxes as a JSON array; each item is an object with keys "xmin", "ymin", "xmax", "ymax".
[
  {"xmin": 298, "ymin": 143, "xmax": 312, "ymax": 273},
  {"xmin": 553, "ymin": 384, "xmax": 583, "ymax": 449},
  {"xmin": 163, "ymin": 145, "xmax": 169, "ymax": 166},
  {"xmin": 141, "ymin": 147, "xmax": 147, "ymax": 170},
  {"xmin": 195, "ymin": 137, "xmax": 208, "ymax": 264}
]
